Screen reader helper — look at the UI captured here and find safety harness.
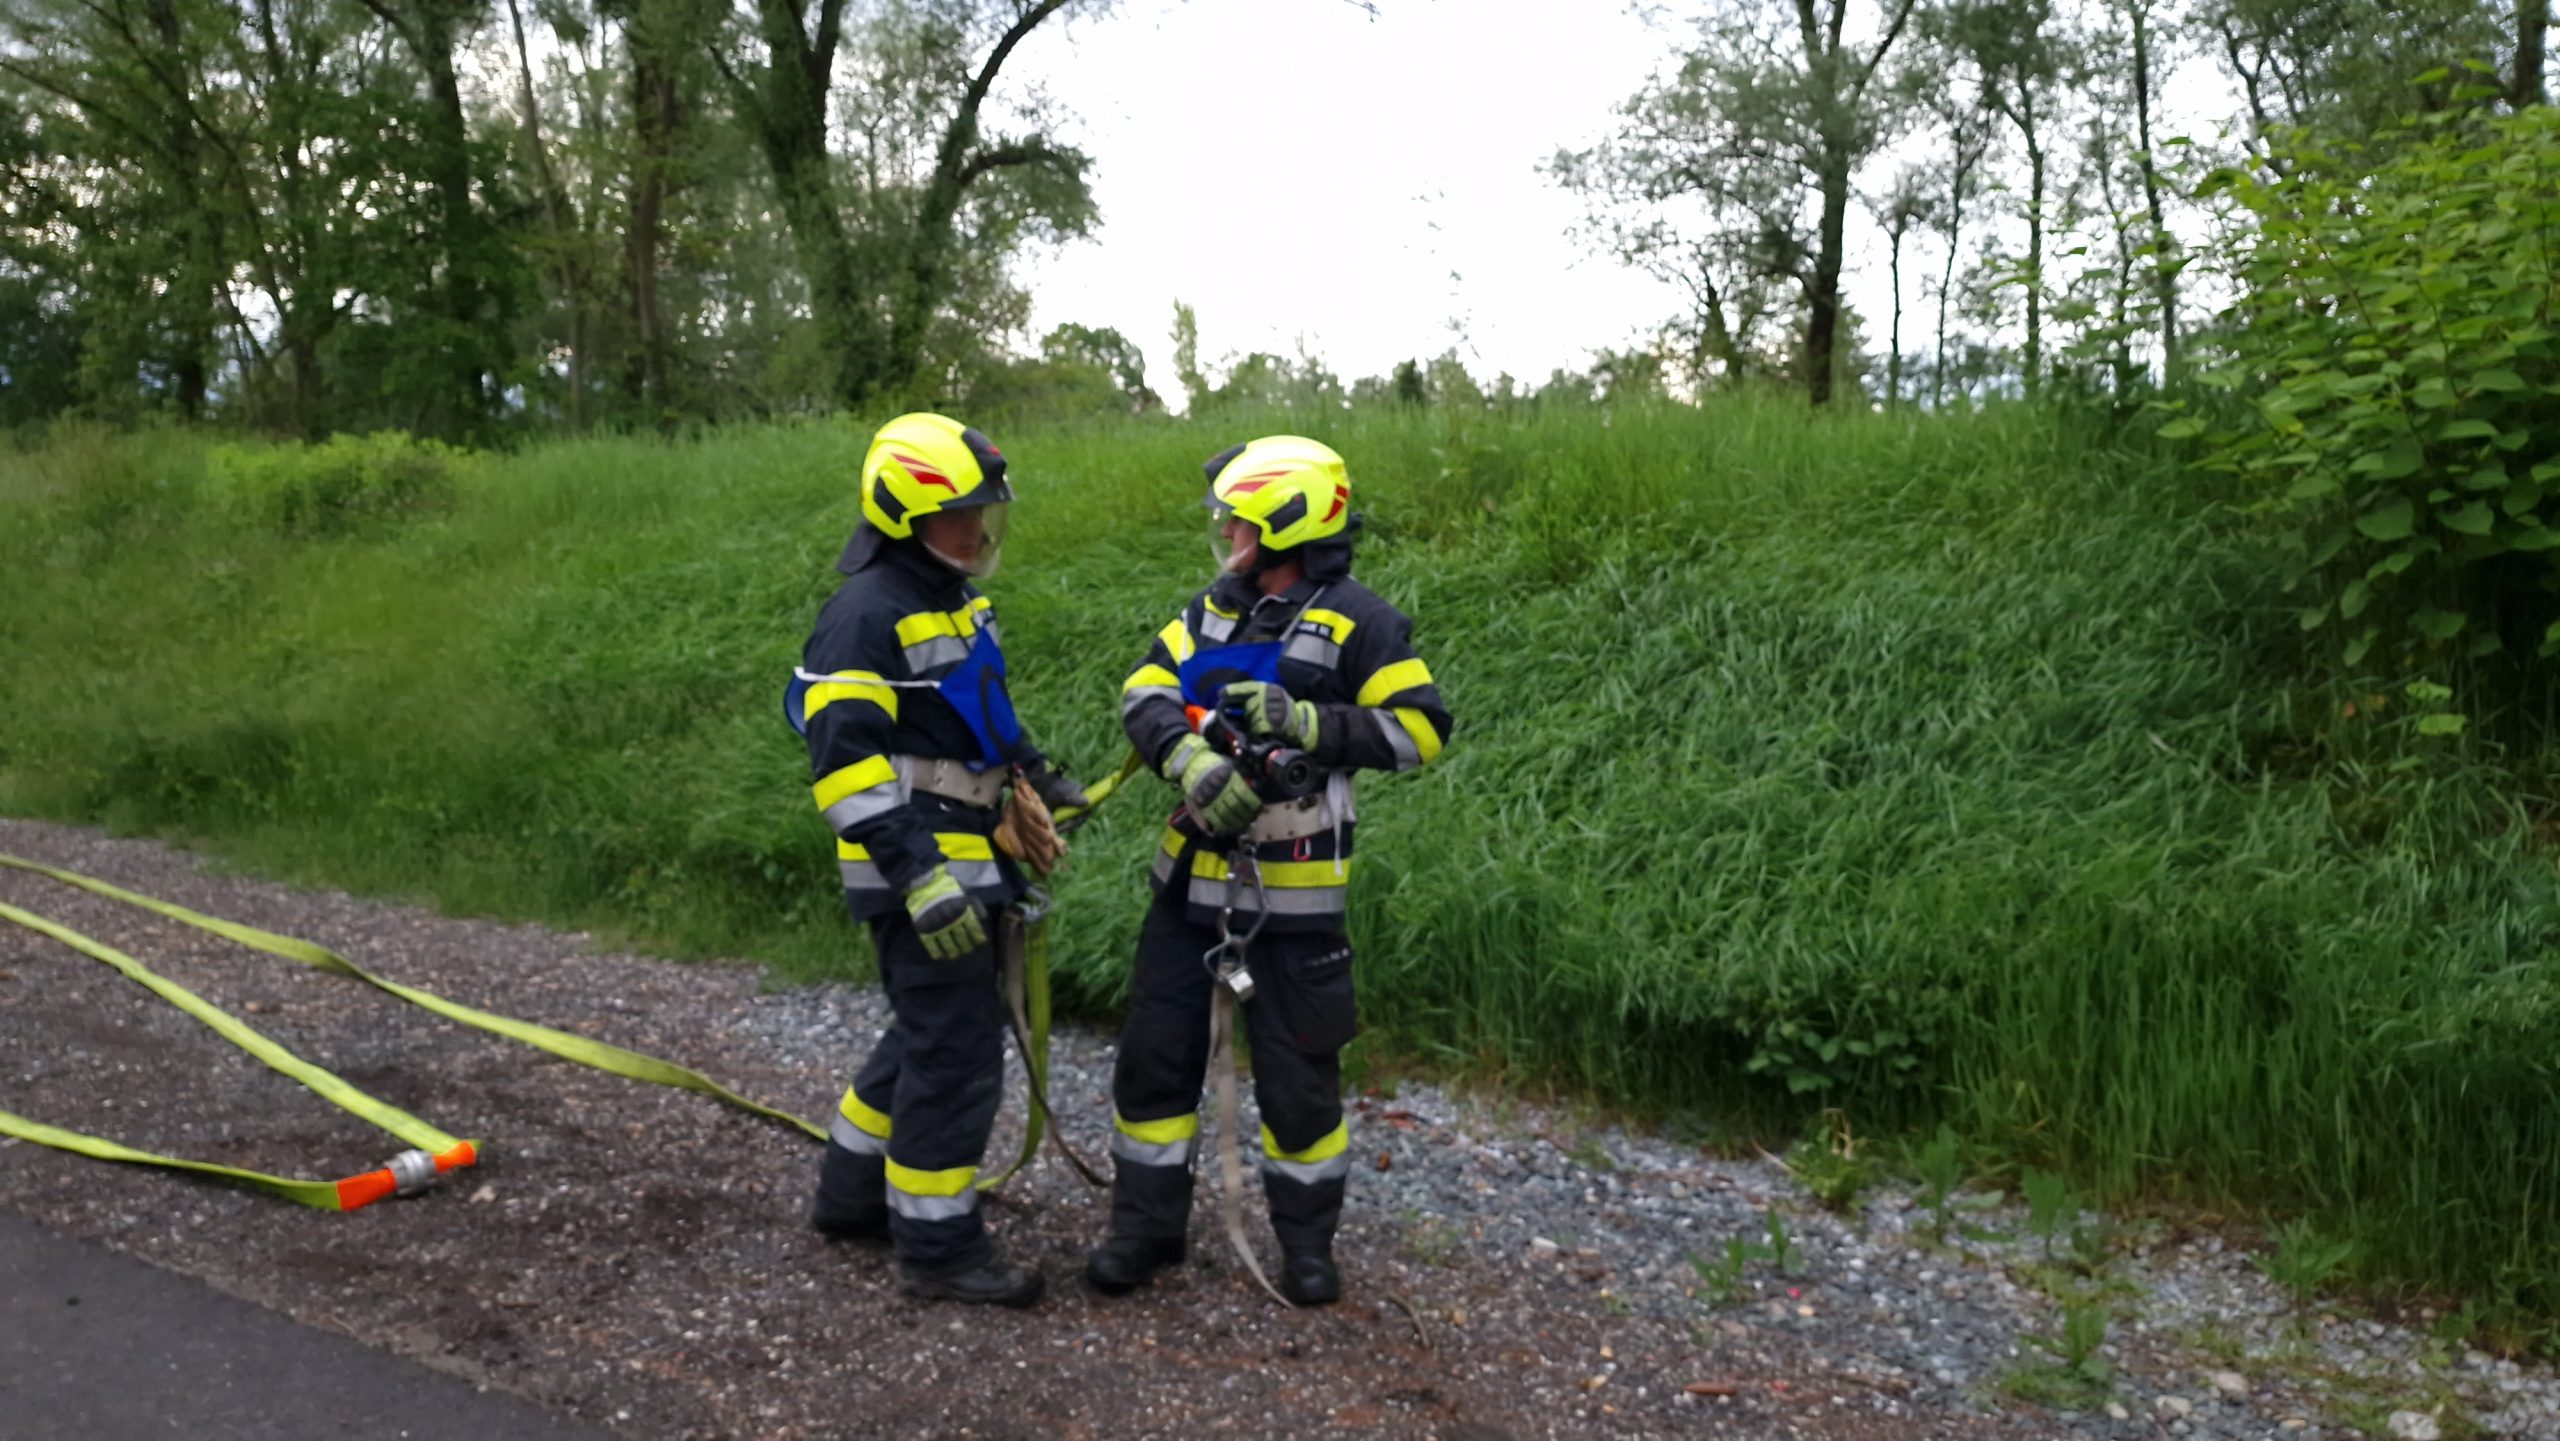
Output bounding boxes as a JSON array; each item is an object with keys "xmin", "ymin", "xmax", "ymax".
[{"xmin": 1198, "ymin": 851, "xmax": 1296, "ymax": 1306}]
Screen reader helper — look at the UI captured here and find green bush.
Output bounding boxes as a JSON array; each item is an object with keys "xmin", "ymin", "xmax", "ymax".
[
  {"xmin": 207, "ymin": 430, "xmax": 466, "ymax": 536},
  {"xmin": 2175, "ymin": 93, "xmax": 2560, "ymax": 692}
]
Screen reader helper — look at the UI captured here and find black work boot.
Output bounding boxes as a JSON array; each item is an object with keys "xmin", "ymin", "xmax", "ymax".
[
  {"xmin": 1278, "ymin": 1246, "xmax": 1340, "ymax": 1306},
  {"xmin": 899, "ymin": 1256, "xmax": 1045, "ymax": 1308},
  {"xmin": 809, "ymin": 1142, "xmax": 890, "ymax": 1243},
  {"xmin": 1084, "ymin": 1234, "xmax": 1187, "ymax": 1295}
]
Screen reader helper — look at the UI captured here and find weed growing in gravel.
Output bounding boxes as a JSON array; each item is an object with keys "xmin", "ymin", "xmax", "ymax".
[
  {"xmin": 2001, "ymin": 1290, "xmax": 2116, "ymax": 1407},
  {"xmin": 2021, "ymin": 1168, "xmax": 2076, "ymax": 1259},
  {"xmin": 2259, "ymin": 1218, "xmax": 2364, "ymax": 1306},
  {"xmin": 1690, "ymin": 1232, "xmax": 1764, "ymax": 1306},
  {"xmin": 1785, "ymin": 1109, "xmax": 1875, "ymax": 1214}
]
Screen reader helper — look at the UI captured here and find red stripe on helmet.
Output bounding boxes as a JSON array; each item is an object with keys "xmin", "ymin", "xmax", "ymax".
[{"xmin": 894, "ymin": 452, "xmax": 957, "ymax": 492}]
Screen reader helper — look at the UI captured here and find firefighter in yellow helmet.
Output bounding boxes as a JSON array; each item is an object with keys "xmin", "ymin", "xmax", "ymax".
[
  {"xmin": 794, "ymin": 412, "xmax": 1084, "ymax": 1307},
  {"xmin": 1087, "ymin": 436, "xmax": 1454, "ymax": 1304}
]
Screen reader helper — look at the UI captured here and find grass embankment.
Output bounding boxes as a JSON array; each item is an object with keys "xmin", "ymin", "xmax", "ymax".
[{"xmin": 2, "ymin": 402, "xmax": 2553, "ymax": 1331}]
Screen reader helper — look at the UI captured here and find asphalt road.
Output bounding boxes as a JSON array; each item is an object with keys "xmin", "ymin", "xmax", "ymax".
[{"xmin": 0, "ymin": 1210, "xmax": 614, "ymax": 1441}]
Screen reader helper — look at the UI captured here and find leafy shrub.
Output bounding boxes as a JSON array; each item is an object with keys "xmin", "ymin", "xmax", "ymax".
[
  {"xmin": 2173, "ymin": 93, "xmax": 2560, "ymax": 684},
  {"xmin": 209, "ymin": 431, "xmax": 466, "ymax": 536}
]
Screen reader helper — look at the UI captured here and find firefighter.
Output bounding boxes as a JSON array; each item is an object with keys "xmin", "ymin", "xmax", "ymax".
[
  {"xmin": 1087, "ymin": 435, "xmax": 1453, "ymax": 1305},
  {"xmin": 798, "ymin": 412, "xmax": 1084, "ymax": 1307}
]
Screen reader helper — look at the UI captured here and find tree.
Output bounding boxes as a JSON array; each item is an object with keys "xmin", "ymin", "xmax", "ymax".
[
  {"xmin": 1870, "ymin": 165, "xmax": 1932, "ymax": 405},
  {"xmin": 2204, "ymin": 0, "xmax": 2509, "ymax": 148},
  {"xmin": 1928, "ymin": 0, "xmax": 2072, "ymax": 396},
  {"xmin": 1555, "ymin": 0, "xmax": 1918, "ymax": 406},
  {"xmin": 711, "ymin": 0, "xmax": 1094, "ymax": 408}
]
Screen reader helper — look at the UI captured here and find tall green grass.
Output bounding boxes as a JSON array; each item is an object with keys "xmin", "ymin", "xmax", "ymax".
[{"xmin": 3, "ymin": 402, "xmax": 2554, "ymax": 1328}]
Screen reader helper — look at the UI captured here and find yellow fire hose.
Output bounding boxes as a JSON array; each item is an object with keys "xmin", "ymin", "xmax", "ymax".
[{"xmin": 0, "ymin": 755, "xmax": 1141, "ymax": 1211}]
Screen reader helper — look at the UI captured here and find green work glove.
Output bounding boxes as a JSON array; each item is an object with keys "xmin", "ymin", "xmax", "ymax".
[
  {"xmin": 904, "ymin": 864, "xmax": 988, "ymax": 961},
  {"xmin": 1219, "ymin": 680, "xmax": 1320, "ymax": 751},
  {"xmin": 1162, "ymin": 733, "xmax": 1260, "ymax": 836}
]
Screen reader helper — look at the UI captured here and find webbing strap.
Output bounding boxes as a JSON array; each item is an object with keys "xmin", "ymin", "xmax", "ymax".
[
  {"xmin": 0, "ymin": 898, "xmax": 479, "ymax": 1210},
  {"xmin": 1210, "ymin": 982, "xmax": 1290, "ymax": 1306},
  {"xmin": 980, "ymin": 912, "xmax": 1103, "ymax": 1191},
  {"xmin": 0, "ymin": 854, "xmax": 826, "ymax": 1143}
]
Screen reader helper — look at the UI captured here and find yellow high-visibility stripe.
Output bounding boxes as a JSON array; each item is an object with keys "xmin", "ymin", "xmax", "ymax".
[
  {"xmin": 1393, "ymin": 706, "xmax": 1445, "ymax": 763},
  {"xmin": 885, "ymin": 1160, "xmax": 977, "ymax": 1196},
  {"xmin": 812, "ymin": 755, "xmax": 898, "ymax": 811},
  {"xmin": 1261, "ymin": 1119, "xmax": 1348, "ymax": 1163},
  {"xmin": 839, "ymin": 1090, "xmax": 893, "ymax": 1139},
  {"xmin": 1356, "ymin": 657, "xmax": 1434, "ymax": 707},
  {"xmin": 805, "ymin": 670, "xmax": 896, "ymax": 720},
  {"xmin": 1299, "ymin": 608, "xmax": 1358, "ymax": 644},
  {"xmin": 894, "ymin": 605, "xmax": 985, "ymax": 648},
  {"xmin": 1123, "ymin": 663, "xmax": 1179, "ymax": 694},
  {"xmin": 1203, "ymin": 596, "xmax": 1240, "ymax": 620},
  {"xmin": 1114, "ymin": 1111, "xmax": 1200, "ymax": 1145},
  {"xmin": 1183, "ymin": 852, "xmax": 1351, "ymax": 888},
  {"xmin": 837, "ymin": 833, "xmax": 996, "ymax": 863},
  {"xmin": 1158, "ymin": 618, "xmax": 1196, "ymax": 663}
]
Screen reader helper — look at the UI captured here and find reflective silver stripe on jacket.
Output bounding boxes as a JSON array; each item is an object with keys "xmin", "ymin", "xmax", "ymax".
[
  {"xmin": 1122, "ymin": 683, "xmax": 1182, "ymax": 719},
  {"xmin": 901, "ymin": 635, "xmax": 970, "ymax": 673},
  {"xmin": 822, "ymin": 782, "xmax": 905, "ymax": 831},
  {"xmin": 1372, "ymin": 708, "xmax": 1423, "ymax": 771},
  {"xmin": 842, "ymin": 858, "xmax": 1004, "ymax": 892},
  {"xmin": 1197, "ymin": 609, "xmax": 1239, "ymax": 644},
  {"xmin": 1281, "ymin": 631, "xmax": 1341, "ymax": 669},
  {"xmin": 1181, "ymin": 874, "xmax": 1346, "ymax": 916}
]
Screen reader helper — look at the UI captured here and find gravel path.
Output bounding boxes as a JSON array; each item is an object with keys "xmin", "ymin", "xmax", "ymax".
[{"xmin": 1, "ymin": 816, "xmax": 2552, "ymax": 1441}]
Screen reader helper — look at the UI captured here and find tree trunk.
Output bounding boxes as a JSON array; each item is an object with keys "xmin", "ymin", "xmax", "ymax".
[
  {"xmin": 1887, "ymin": 225, "xmax": 1904, "ymax": 408},
  {"xmin": 1807, "ymin": 147, "xmax": 1850, "ymax": 406},
  {"xmin": 2022, "ymin": 128, "xmax": 2046, "ymax": 398},
  {"xmin": 143, "ymin": 0, "xmax": 216, "ymax": 421},
  {"xmin": 507, "ymin": 0, "xmax": 585, "ymax": 428},
  {"xmin": 2520, "ymin": 0, "xmax": 2549, "ymax": 106},
  {"xmin": 884, "ymin": 0, "xmax": 1075, "ymax": 398},
  {"xmin": 736, "ymin": 0, "xmax": 881, "ymax": 408},
  {"xmin": 627, "ymin": 1, "xmax": 680, "ymax": 426},
  {"xmin": 1934, "ymin": 157, "xmax": 1967, "ymax": 409},
  {"xmin": 2130, "ymin": 1, "xmax": 2181, "ymax": 380},
  {"xmin": 365, "ymin": 0, "xmax": 497, "ymax": 431}
]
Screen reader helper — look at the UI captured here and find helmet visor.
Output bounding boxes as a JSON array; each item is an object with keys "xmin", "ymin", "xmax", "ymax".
[
  {"xmin": 1205, "ymin": 499, "xmax": 1259, "ymax": 574},
  {"xmin": 922, "ymin": 500, "xmax": 1008, "ymax": 579}
]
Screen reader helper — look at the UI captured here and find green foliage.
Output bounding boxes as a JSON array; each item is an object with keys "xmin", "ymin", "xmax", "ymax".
[
  {"xmin": 2256, "ymin": 1216, "xmax": 2364, "ymax": 1303},
  {"xmin": 2180, "ymin": 102, "xmax": 2560, "ymax": 679},
  {"xmin": 2021, "ymin": 1166, "xmax": 2078, "ymax": 1258},
  {"xmin": 2005, "ymin": 1289, "xmax": 2116, "ymax": 1404},
  {"xmin": 207, "ymin": 432, "xmax": 469, "ymax": 537},
  {"xmin": 3, "ymin": 399, "xmax": 2558, "ymax": 1327},
  {"xmin": 1785, "ymin": 1110, "xmax": 1877, "ymax": 1213}
]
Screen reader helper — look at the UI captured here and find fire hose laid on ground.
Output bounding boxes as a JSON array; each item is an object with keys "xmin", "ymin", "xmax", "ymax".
[{"xmin": 0, "ymin": 760, "xmax": 1133, "ymax": 1213}]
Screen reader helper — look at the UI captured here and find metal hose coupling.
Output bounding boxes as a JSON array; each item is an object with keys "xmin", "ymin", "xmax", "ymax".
[{"xmin": 384, "ymin": 1148, "xmax": 443, "ymax": 1197}]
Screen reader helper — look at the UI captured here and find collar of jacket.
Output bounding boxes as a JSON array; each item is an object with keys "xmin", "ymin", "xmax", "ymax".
[
  {"xmin": 1211, "ymin": 571, "xmax": 1331, "ymax": 638},
  {"xmin": 836, "ymin": 523, "xmax": 970, "ymax": 600}
]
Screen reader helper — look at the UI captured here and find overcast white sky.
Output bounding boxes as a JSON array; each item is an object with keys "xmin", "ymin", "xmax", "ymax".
[
  {"xmin": 1007, "ymin": 0, "xmax": 1696, "ymax": 391},
  {"xmin": 1005, "ymin": 0, "xmax": 2239, "ymax": 396}
]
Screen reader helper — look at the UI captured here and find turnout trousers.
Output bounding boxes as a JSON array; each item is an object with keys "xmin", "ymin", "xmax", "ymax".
[
  {"xmin": 811, "ymin": 909, "xmax": 1008, "ymax": 1273},
  {"xmin": 1106, "ymin": 884, "xmax": 1360, "ymax": 1254}
]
